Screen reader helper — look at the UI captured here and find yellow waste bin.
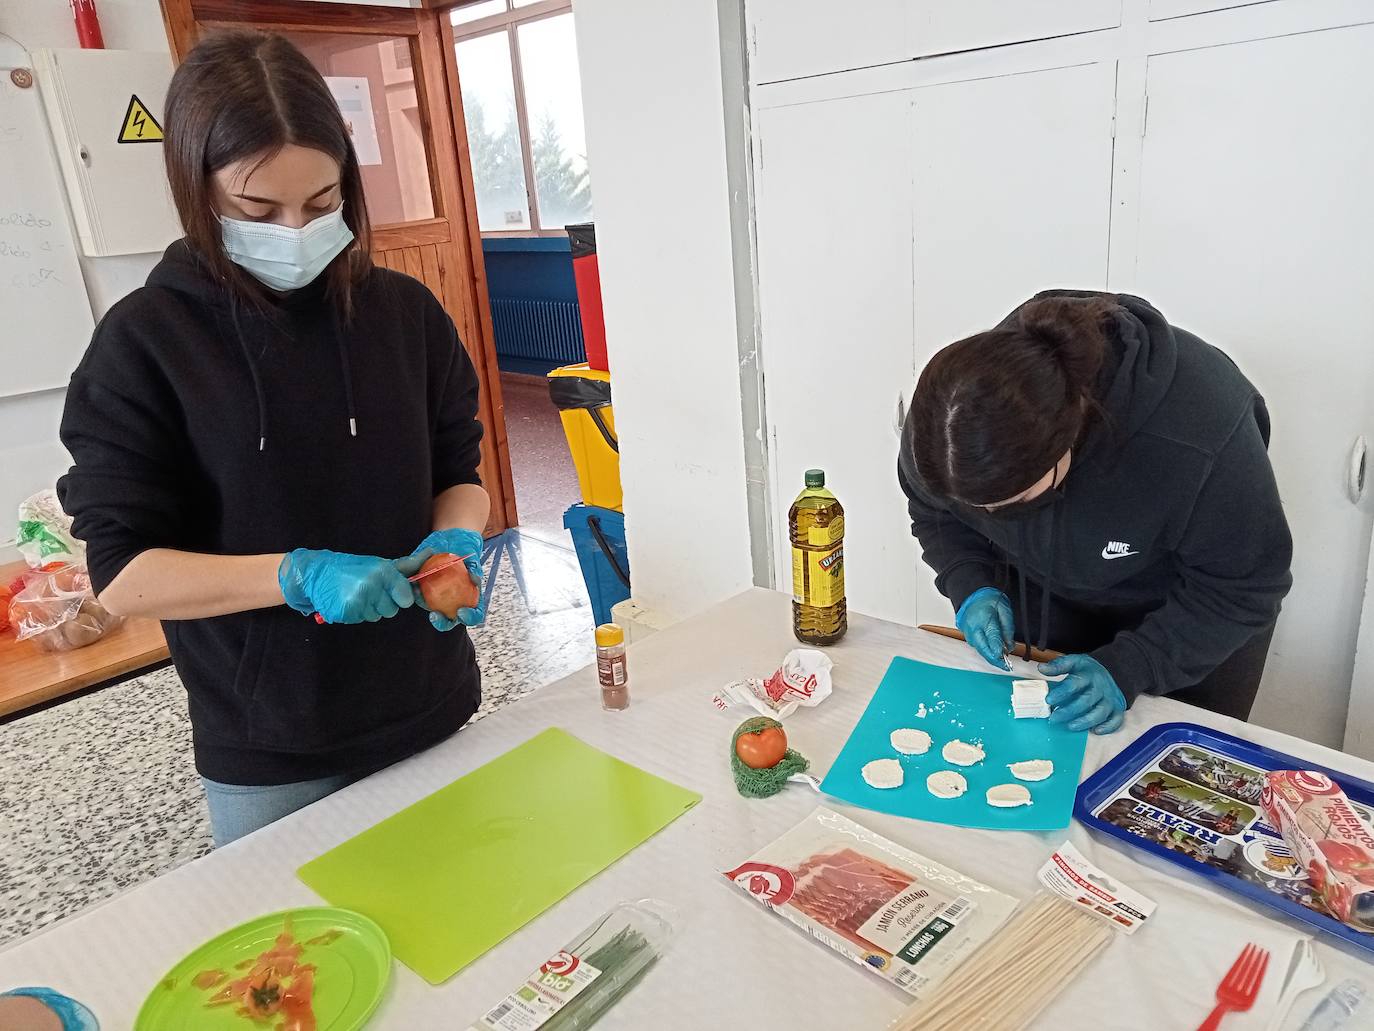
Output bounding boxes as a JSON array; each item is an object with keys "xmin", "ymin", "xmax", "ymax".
[{"xmin": 548, "ymin": 363, "xmax": 623, "ymax": 512}]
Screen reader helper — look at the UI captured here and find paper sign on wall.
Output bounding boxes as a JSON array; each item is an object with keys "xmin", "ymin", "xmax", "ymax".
[{"xmin": 324, "ymin": 75, "xmax": 382, "ymax": 166}]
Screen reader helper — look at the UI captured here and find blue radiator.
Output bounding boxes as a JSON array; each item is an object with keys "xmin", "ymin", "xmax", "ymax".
[{"xmin": 490, "ymin": 297, "xmax": 586, "ymax": 375}]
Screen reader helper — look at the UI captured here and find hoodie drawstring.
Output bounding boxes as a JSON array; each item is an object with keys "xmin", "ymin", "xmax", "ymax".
[
  {"xmin": 1015, "ymin": 522, "xmax": 1030, "ymax": 660},
  {"xmin": 228, "ymin": 297, "xmax": 358, "ymax": 451},
  {"xmin": 333, "ymin": 306, "xmax": 358, "ymax": 439},
  {"xmin": 1039, "ymin": 503, "xmax": 1058, "ymax": 652},
  {"xmin": 229, "ymin": 297, "xmax": 269, "ymax": 452},
  {"xmin": 1012, "ymin": 505, "xmax": 1059, "ymax": 658}
]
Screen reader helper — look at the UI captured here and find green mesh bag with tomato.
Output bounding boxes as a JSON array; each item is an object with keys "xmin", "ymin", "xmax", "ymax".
[{"xmin": 731, "ymin": 717, "xmax": 809, "ymax": 799}]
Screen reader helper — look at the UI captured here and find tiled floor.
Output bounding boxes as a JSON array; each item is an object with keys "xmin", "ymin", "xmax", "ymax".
[{"xmin": 0, "ymin": 531, "xmax": 595, "ymax": 948}]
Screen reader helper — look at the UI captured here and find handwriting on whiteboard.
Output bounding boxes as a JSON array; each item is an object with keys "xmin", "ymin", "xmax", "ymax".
[
  {"xmin": 2, "ymin": 68, "xmax": 75, "ymax": 293},
  {"xmin": 0, "ymin": 59, "xmax": 95, "ymax": 398},
  {"xmin": 0, "ymin": 210, "xmax": 66, "ymax": 289}
]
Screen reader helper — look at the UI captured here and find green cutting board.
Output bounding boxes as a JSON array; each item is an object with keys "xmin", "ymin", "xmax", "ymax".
[{"xmin": 298, "ymin": 728, "xmax": 700, "ymax": 984}]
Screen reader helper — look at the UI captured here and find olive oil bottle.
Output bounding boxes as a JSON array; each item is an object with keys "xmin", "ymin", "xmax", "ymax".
[{"xmin": 790, "ymin": 469, "xmax": 847, "ymax": 645}]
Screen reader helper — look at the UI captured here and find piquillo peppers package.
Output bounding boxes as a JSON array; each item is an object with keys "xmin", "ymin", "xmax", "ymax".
[{"xmin": 1263, "ymin": 769, "xmax": 1374, "ymax": 931}]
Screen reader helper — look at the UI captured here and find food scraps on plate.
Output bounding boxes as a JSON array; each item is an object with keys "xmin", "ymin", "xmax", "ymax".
[{"xmin": 197, "ymin": 918, "xmax": 332, "ymax": 1030}]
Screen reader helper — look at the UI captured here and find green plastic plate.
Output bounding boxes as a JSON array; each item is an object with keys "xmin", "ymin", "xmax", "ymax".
[{"xmin": 134, "ymin": 907, "xmax": 390, "ymax": 1031}]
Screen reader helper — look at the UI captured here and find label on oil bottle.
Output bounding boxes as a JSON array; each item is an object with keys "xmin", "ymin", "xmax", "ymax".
[
  {"xmin": 793, "ymin": 542, "xmax": 845, "ymax": 607},
  {"xmin": 807, "ymin": 514, "xmax": 845, "ymax": 547}
]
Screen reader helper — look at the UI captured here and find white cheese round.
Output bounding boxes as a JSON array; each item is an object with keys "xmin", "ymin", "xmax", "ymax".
[
  {"xmin": 1008, "ymin": 759, "xmax": 1054, "ymax": 782},
  {"xmin": 861, "ymin": 758, "xmax": 904, "ymax": 790},
  {"xmin": 890, "ymin": 728, "xmax": 933, "ymax": 755},
  {"xmin": 926, "ymin": 770, "xmax": 968, "ymax": 799},
  {"xmin": 941, "ymin": 739, "xmax": 985, "ymax": 767},
  {"xmin": 986, "ymin": 783, "xmax": 1033, "ymax": 808}
]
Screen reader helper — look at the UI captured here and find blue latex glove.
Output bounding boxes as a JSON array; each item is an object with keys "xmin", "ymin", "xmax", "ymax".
[
  {"xmin": 1039, "ymin": 654, "xmax": 1128, "ymax": 734},
  {"xmin": 410, "ymin": 528, "xmax": 485, "ymax": 631},
  {"xmin": 278, "ymin": 549, "xmax": 415, "ymax": 624},
  {"xmin": 954, "ymin": 587, "xmax": 1015, "ymax": 671}
]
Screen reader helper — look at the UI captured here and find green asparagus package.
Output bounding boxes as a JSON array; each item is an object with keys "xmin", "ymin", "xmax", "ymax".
[{"xmin": 469, "ymin": 900, "xmax": 676, "ymax": 1031}]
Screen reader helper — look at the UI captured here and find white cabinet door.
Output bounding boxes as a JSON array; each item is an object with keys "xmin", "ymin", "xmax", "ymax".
[
  {"xmin": 754, "ymin": 90, "xmax": 919, "ymax": 625},
  {"xmin": 909, "ymin": 61, "xmax": 1117, "ymax": 627},
  {"xmin": 1149, "ymin": 0, "xmax": 1275, "ymax": 20},
  {"xmin": 748, "ymin": 0, "xmax": 908, "ymax": 85},
  {"xmin": 907, "ymin": 1, "xmax": 1120, "ymax": 57},
  {"xmin": 748, "ymin": 1, "xmax": 1121, "ymax": 85},
  {"xmin": 1125, "ymin": 24, "xmax": 1374, "ymax": 748}
]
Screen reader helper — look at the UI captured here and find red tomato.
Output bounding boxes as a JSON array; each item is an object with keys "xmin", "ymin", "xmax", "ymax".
[
  {"xmin": 736, "ymin": 726, "xmax": 788, "ymax": 769},
  {"xmin": 418, "ymin": 553, "xmax": 480, "ymax": 620}
]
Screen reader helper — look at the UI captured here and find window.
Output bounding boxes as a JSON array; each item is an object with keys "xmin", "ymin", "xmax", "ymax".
[{"xmin": 451, "ymin": 1, "xmax": 594, "ymax": 234}]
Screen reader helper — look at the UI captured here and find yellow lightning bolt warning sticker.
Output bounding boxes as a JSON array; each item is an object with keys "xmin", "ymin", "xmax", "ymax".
[{"xmin": 117, "ymin": 94, "xmax": 163, "ymax": 144}]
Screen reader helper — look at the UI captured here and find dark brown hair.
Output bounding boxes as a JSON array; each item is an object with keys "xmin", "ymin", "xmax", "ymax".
[
  {"xmin": 163, "ymin": 30, "xmax": 371, "ymax": 314},
  {"xmin": 907, "ymin": 295, "xmax": 1120, "ymax": 506}
]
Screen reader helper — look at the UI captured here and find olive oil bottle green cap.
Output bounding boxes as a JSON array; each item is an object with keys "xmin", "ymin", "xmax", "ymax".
[{"xmin": 805, "ymin": 469, "xmax": 826, "ymax": 488}]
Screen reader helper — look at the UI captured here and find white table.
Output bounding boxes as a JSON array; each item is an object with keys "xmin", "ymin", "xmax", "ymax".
[{"xmin": 2, "ymin": 589, "xmax": 1371, "ymax": 1029}]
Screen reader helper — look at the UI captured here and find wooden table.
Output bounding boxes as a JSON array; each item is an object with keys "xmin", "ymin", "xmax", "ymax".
[{"xmin": 0, "ymin": 560, "xmax": 169, "ymax": 720}]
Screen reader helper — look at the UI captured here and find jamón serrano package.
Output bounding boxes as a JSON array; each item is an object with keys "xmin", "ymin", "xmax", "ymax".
[{"xmin": 723, "ymin": 807, "xmax": 1016, "ymax": 997}]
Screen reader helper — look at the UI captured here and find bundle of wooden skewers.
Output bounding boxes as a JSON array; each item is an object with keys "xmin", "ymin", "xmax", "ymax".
[{"xmin": 891, "ymin": 893, "xmax": 1114, "ymax": 1031}]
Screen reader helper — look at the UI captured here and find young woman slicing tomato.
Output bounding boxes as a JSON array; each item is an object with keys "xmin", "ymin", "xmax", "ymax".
[{"xmin": 59, "ymin": 31, "xmax": 488, "ymax": 845}]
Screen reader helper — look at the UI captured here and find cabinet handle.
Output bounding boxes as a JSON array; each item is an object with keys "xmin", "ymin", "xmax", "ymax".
[{"xmin": 1349, "ymin": 435, "xmax": 1367, "ymax": 504}]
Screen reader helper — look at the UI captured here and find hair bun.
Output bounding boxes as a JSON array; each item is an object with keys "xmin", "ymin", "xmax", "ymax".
[{"xmin": 1016, "ymin": 295, "xmax": 1115, "ymax": 397}]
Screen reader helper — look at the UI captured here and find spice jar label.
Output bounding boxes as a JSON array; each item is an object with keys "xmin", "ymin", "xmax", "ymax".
[{"xmin": 597, "ymin": 654, "xmax": 627, "ymax": 688}]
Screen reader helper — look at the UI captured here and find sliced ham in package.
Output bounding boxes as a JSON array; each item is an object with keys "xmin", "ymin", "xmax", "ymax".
[
  {"xmin": 710, "ymin": 649, "xmax": 833, "ymax": 720},
  {"xmin": 723, "ymin": 807, "xmax": 1016, "ymax": 998}
]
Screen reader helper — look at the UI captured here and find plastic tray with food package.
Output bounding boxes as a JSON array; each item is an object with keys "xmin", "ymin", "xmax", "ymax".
[{"xmin": 7, "ymin": 564, "xmax": 124, "ymax": 652}]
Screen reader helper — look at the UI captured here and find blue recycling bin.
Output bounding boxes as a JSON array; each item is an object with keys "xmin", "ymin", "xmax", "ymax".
[{"xmin": 563, "ymin": 504, "xmax": 631, "ymax": 626}]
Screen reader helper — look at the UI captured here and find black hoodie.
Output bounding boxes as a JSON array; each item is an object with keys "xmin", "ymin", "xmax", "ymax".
[
  {"xmin": 898, "ymin": 291, "xmax": 1293, "ymax": 703},
  {"xmin": 58, "ymin": 241, "xmax": 484, "ymax": 784}
]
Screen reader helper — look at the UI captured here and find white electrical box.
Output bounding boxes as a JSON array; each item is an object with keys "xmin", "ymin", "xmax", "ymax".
[{"xmin": 35, "ymin": 48, "xmax": 180, "ymax": 257}]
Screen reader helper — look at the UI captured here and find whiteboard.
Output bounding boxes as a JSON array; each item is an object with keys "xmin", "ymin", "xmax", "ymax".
[{"xmin": 0, "ymin": 39, "xmax": 95, "ymax": 399}]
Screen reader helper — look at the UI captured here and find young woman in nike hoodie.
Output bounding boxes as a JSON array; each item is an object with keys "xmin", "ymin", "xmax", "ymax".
[
  {"xmin": 899, "ymin": 292, "xmax": 1293, "ymax": 733},
  {"xmin": 58, "ymin": 32, "xmax": 488, "ymax": 845}
]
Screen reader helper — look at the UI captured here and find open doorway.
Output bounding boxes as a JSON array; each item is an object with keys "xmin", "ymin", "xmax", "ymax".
[
  {"xmin": 443, "ymin": 0, "xmax": 607, "ymax": 643},
  {"xmin": 445, "ymin": 0, "xmax": 592, "ymax": 548}
]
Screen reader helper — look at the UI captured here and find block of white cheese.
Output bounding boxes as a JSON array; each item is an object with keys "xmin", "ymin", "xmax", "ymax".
[
  {"xmin": 861, "ymin": 758, "xmax": 904, "ymax": 789},
  {"xmin": 1011, "ymin": 679, "xmax": 1051, "ymax": 720}
]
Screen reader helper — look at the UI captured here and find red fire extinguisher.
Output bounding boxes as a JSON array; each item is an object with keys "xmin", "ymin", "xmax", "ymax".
[{"xmin": 71, "ymin": 0, "xmax": 106, "ymax": 50}]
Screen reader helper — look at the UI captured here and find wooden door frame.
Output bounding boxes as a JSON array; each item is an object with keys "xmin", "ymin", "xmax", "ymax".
[{"xmin": 158, "ymin": 0, "xmax": 519, "ymax": 535}]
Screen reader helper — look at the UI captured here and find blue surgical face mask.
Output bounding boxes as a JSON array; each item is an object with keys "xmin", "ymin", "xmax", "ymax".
[{"xmin": 219, "ymin": 203, "xmax": 355, "ymax": 292}]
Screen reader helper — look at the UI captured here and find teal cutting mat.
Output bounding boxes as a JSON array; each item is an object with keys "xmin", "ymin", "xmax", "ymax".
[
  {"xmin": 821, "ymin": 657, "xmax": 1087, "ymax": 830},
  {"xmin": 298, "ymin": 728, "xmax": 700, "ymax": 984}
]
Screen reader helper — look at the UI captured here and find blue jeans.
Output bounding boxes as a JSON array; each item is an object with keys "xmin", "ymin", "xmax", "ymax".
[{"xmin": 201, "ymin": 773, "xmax": 355, "ymax": 847}]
